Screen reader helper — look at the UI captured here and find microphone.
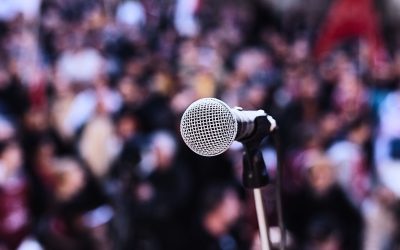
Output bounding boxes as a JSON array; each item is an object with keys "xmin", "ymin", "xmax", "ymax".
[
  {"xmin": 180, "ymin": 98, "xmax": 286, "ymax": 250},
  {"xmin": 180, "ymin": 98, "xmax": 276, "ymax": 156}
]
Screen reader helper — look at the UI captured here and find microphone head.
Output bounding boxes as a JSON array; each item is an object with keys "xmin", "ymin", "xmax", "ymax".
[{"xmin": 180, "ymin": 98, "xmax": 238, "ymax": 156}]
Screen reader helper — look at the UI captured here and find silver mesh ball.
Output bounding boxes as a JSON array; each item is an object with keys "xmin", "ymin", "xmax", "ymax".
[{"xmin": 180, "ymin": 98, "xmax": 238, "ymax": 156}]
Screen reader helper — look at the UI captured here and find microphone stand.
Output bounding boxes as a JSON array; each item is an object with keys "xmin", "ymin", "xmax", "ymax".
[{"xmin": 241, "ymin": 115, "xmax": 285, "ymax": 250}]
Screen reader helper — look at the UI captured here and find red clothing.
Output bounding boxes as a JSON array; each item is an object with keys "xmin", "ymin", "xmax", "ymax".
[{"xmin": 315, "ymin": 0, "xmax": 386, "ymax": 65}]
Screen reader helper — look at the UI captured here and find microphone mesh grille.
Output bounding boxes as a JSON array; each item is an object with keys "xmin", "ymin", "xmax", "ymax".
[{"xmin": 180, "ymin": 98, "xmax": 237, "ymax": 156}]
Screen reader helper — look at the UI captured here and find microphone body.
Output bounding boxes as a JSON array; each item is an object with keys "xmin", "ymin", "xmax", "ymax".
[
  {"xmin": 180, "ymin": 98, "xmax": 274, "ymax": 156},
  {"xmin": 231, "ymin": 108, "xmax": 266, "ymax": 140}
]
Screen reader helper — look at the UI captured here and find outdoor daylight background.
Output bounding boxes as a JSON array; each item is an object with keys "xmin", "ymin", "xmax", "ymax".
[{"xmin": 0, "ymin": 0, "xmax": 400, "ymax": 249}]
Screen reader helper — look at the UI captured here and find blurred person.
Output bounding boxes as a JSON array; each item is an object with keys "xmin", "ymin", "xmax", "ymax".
[
  {"xmin": 191, "ymin": 70, "xmax": 217, "ymax": 98},
  {"xmin": 235, "ymin": 49, "xmax": 278, "ymax": 110},
  {"xmin": 261, "ymin": 31, "xmax": 289, "ymax": 64},
  {"xmin": 61, "ymin": 76, "xmax": 121, "ymax": 138},
  {"xmin": 52, "ymin": 158, "xmax": 86, "ymax": 203},
  {"xmin": 39, "ymin": 2, "xmax": 64, "ymax": 64},
  {"xmin": 237, "ymin": 83, "xmax": 268, "ymax": 111},
  {"xmin": 385, "ymin": 199, "xmax": 400, "ymax": 249},
  {"xmin": 176, "ymin": 35, "xmax": 225, "ymax": 86},
  {"xmin": 20, "ymin": 108, "xmax": 75, "ymax": 176},
  {"xmin": 375, "ymin": 87, "xmax": 400, "ymax": 165},
  {"xmin": 272, "ymin": 65, "xmax": 301, "ymax": 111},
  {"xmin": 370, "ymin": 133, "xmax": 400, "ymax": 250},
  {"xmin": 0, "ymin": 64, "xmax": 29, "ymax": 120},
  {"xmin": 284, "ymin": 151, "xmax": 363, "ymax": 250},
  {"xmin": 317, "ymin": 52, "xmax": 357, "ymax": 113},
  {"xmin": 199, "ymin": 32, "xmax": 226, "ymax": 78},
  {"xmin": 288, "ymin": 37, "xmax": 311, "ymax": 65},
  {"xmin": 223, "ymin": 48, "xmax": 278, "ymax": 109},
  {"xmin": 50, "ymin": 64, "xmax": 75, "ymax": 138},
  {"xmin": 21, "ymin": 109, "xmax": 52, "ymax": 152},
  {"xmin": 37, "ymin": 157, "xmax": 111, "ymax": 250},
  {"xmin": 170, "ymin": 87, "xmax": 197, "ymax": 114},
  {"xmin": 104, "ymin": 105, "xmax": 150, "ymax": 249},
  {"xmin": 190, "ymin": 184, "xmax": 247, "ymax": 250},
  {"xmin": 0, "ymin": 0, "xmax": 41, "ymax": 22},
  {"xmin": 150, "ymin": 68, "xmax": 176, "ymax": 98},
  {"xmin": 55, "ymin": 31, "xmax": 104, "ymax": 86},
  {"xmin": 174, "ymin": 0, "xmax": 200, "ymax": 37},
  {"xmin": 54, "ymin": 0, "xmax": 102, "ymax": 28},
  {"xmin": 331, "ymin": 66, "xmax": 369, "ymax": 123},
  {"xmin": 136, "ymin": 88, "xmax": 175, "ymax": 132},
  {"xmin": 115, "ymin": 0, "xmax": 146, "ymax": 28},
  {"xmin": 117, "ymin": 75, "xmax": 147, "ymax": 107},
  {"xmin": 6, "ymin": 28, "xmax": 42, "ymax": 86},
  {"xmin": 327, "ymin": 117, "xmax": 372, "ymax": 204},
  {"xmin": 178, "ymin": 39, "xmax": 209, "ymax": 92},
  {"xmin": 317, "ymin": 112, "xmax": 342, "ymax": 148},
  {"xmin": 105, "ymin": 120, "xmax": 143, "ymax": 250},
  {"xmin": 235, "ymin": 49, "xmax": 268, "ymax": 80},
  {"xmin": 279, "ymin": 71, "xmax": 322, "ymax": 151},
  {"xmin": 79, "ymin": 97, "xmax": 121, "ymax": 179},
  {"xmin": 155, "ymin": 28, "xmax": 179, "ymax": 62},
  {"xmin": 131, "ymin": 131, "xmax": 191, "ymax": 250},
  {"xmin": 376, "ymin": 138, "xmax": 400, "ymax": 198},
  {"xmin": 285, "ymin": 129, "xmax": 323, "ymax": 193},
  {"xmin": 220, "ymin": 72, "xmax": 244, "ymax": 109},
  {"xmin": 123, "ymin": 56, "xmax": 150, "ymax": 80},
  {"xmin": 0, "ymin": 139, "xmax": 31, "ymax": 250},
  {"xmin": 363, "ymin": 186, "xmax": 397, "ymax": 250},
  {"xmin": 218, "ymin": 1, "xmax": 255, "ymax": 47},
  {"xmin": 26, "ymin": 138, "xmax": 57, "ymax": 221},
  {"xmin": 113, "ymin": 107, "xmax": 140, "ymax": 142}
]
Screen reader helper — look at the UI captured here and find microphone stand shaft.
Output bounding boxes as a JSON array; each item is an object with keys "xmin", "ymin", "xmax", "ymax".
[{"xmin": 254, "ymin": 188, "xmax": 270, "ymax": 250}]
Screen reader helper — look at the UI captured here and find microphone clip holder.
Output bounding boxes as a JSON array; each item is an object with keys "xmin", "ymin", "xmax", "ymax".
[{"xmin": 241, "ymin": 115, "xmax": 270, "ymax": 189}]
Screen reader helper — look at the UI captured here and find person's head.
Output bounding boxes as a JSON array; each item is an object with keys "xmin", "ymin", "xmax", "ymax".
[
  {"xmin": 318, "ymin": 112, "xmax": 341, "ymax": 146},
  {"xmin": 201, "ymin": 184, "xmax": 242, "ymax": 237},
  {"xmin": 33, "ymin": 138, "xmax": 56, "ymax": 173},
  {"xmin": 0, "ymin": 139, "xmax": 23, "ymax": 175},
  {"xmin": 23, "ymin": 108, "xmax": 49, "ymax": 132},
  {"xmin": 304, "ymin": 151, "xmax": 336, "ymax": 194},
  {"xmin": 151, "ymin": 131, "xmax": 177, "ymax": 170},
  {"xmin": 290, "ymin": 37, "xmax": 310, "ymax": 63},
  {"xmin": 298, "ymin": 72, "xmax": 320, "ymax": 100},
  {"xmin": 117, "ymin": 75, "xmax": 145, "ymax": 105},
  {"xmin": 346, "ymin": 116, "xmax": 371, "ymax": 145},
  {"xmin": 114, "ymin": 108, "xmax": 139, "ymax": 140},
  {"xmin": 333, "ymin": 70, "xmax": 367, "ymax": 119},
  {"xmin": 53, "ymin": 157, "xmax": 86, "ymax": 201}
]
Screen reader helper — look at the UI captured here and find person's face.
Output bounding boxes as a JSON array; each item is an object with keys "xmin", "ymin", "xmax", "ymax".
[
  {"xmin": 334, "ymin": 73, "xmax": 366, "ymax": 115},
  {"xmin": 217, "ymin": 190, "xmax": 241, "ymax": 226},
  {"xmin": 153, "ymin": 145, "xmax": 175, "ymax": 170},
  {"xmin": 116, "ymin": 116, "xmax": 137, "ymax": 140},
  {"xmin": 36, "ymin": 143, "xmax": 55, "ymax": 169},
  {"xmin": 55, "ymin": 161, "xmax": 86, "ymax": 201},
  {"xmin": 2, "ymin": 143, "xmax": 23, "ymax": 174},
  {"xmin": 299, "ymin": 75, "xmax": 319, "ymax": 99},
  {"xmin": 308, "ymin": 164, "xmax": 335, "ymax": 194}
]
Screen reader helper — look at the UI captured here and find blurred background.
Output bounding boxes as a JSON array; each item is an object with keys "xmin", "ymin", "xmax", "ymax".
[{"xmin": 0, "ymin": 0, "xmax": 400, "ymax": 249}]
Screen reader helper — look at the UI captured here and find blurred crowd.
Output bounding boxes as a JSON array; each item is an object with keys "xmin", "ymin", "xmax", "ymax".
[{"xmin": 0, "ymin": 0, "xmax": 400, "ymax": 249}]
